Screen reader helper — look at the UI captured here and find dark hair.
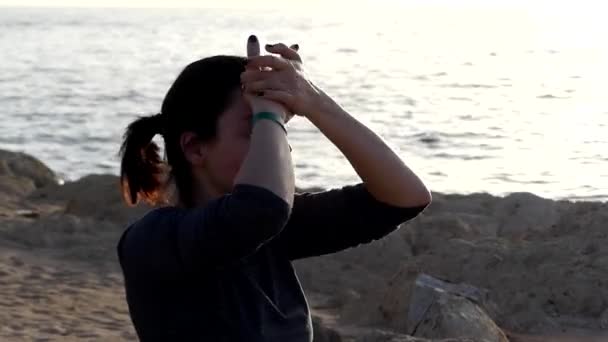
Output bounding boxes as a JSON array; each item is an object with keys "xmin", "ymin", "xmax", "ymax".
[{"xmin": 119, "ymin": 55, "xmax": 247, "ymax": 207}]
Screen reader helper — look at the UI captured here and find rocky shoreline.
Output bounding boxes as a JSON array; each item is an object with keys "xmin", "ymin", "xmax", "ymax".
[{"xmin": 1, "ymin": 148, "xmax": 607, "ymax": 341}]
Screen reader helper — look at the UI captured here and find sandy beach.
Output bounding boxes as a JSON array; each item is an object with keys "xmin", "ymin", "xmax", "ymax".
[
  {"xmin": 2, "ymin": 148, "xmax": 608, "ymax": 341},
  {"xmin": 0, "ymin": 248, "xmax": 136, "ymax": 341}
]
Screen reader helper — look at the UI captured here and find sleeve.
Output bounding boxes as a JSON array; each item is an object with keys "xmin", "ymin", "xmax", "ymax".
[
  {"xmin": 272, "ymin": 183, "xmax": 428, "ymax": 260},
  {"xmin": 174, "ymin": 184, "xmax": 291, "ymax": 269}
]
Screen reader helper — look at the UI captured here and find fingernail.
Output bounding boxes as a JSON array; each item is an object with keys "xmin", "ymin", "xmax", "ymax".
[{"xmin": 248, "ymin": 35, "xmax": 257, "ymax": 43}]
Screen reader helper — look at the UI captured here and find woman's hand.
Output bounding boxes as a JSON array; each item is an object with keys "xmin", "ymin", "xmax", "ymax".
[
  {"xmin": 243, "ymin": 35, "xmax": 291, "ymax": 123},
  {"xmin": 241, "ymin": 43, "xmax": 329, "ymax": 120}
]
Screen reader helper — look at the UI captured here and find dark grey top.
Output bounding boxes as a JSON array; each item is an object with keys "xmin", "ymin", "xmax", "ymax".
[{"xmin": 117, "ymin": 183, "xmax": 427, "ymax": 341}]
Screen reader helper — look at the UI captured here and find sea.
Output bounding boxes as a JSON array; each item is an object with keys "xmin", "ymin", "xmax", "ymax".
[{"xmin": 1, "ymin": 5, "xmax": 607, "ymax": 201}]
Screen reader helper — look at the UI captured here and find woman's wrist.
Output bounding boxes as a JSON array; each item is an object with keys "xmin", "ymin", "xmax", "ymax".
[
  {"xmin": 254, "ymin": 108, "xmax": 287, "ymax": 122},
  {"xmin": 253, "ymin": 112, "xmax": 287, "ymax": 133},
  {"xmin": 258, "ymin": 111, "xmax": 287, "ymax": 122},
  {"xmin": 305, "ymin": 91, "xmax": 342, "ymax": 124},
  {"xmin": 250, "ymin": 96, "xmax": 288, "ymax": 120}
]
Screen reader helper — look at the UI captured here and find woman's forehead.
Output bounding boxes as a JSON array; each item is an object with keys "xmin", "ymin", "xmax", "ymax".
[{"xmin": 222, "ymin": 94, "xmax": 251, "ymax": 120}]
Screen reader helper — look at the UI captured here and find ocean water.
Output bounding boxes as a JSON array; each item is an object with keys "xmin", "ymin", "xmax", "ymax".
[{"xmin": 1, "ymin": 6, "xmax": 607, "ymax": 201}]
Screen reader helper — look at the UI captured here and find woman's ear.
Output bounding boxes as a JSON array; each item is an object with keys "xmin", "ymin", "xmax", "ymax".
[{"xmin": 180, "ymin": 131, "xmax": 207, "ymax": 166}]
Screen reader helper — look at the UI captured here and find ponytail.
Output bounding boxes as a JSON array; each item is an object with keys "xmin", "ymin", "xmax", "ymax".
[{"xmin": 119, "ymin": 113, "xmax": 167, "ymax": 206}]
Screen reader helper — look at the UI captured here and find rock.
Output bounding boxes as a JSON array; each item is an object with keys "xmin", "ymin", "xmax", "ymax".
[
  {"xmin": 551, "ymin": 201, "xmax": 608, "ymax": 237},
  {"xmin": 493, "ymin": 192, "xmax": 559, "ymax": 239},
  {"xmin": 0, "ymin": 213, "xmax": 119, "ymax": 248},
  {"xmin": 29, "ymin": 174, "xmax": 151, "ymax": 225},
  {"xmin": 334, "ymin": 325, "xmax": 475, "ymax": 342},
  {"xmin": 424, "ymin": 191, "xmax": 562, "ymax": 241},
  {"xmin": 333, "ymin": 230, "xmax": 413, "ymax": 279},
  {"xmin": 426, "ymin": 192, "xmax": 498, "ymax": 216},
  {"xmin": 313, "ymin": 315, "xmax": 342, "ymax": 342},
  {"xmin": 599, "ymin": 308, "xmax": 608, "ymax": 329},
  {"xmin": 15, "ymin": 209, "xmax": 40, "ymax": 219},
  {"xmin": 407, "ymin": 274, "xmax": 496, "ymax": 335},
  {"xmin": 402, "ymin": 213, "xmax": 498, "ymax": 255},
  {"xmin": 0, "ymin": 174, "xmax": 36, "ymax": 199},
  {"xmin": 412, "ymin": 291, "xmax": 508, "ymax": 341},
  {"xmin": 294, "ymin": 233, "xmax": 409, "ymax": 300},
  {"xmin": 0, "ymin": 149, "xmax": 58, "ymax": 211},
  {"xmin": 296, "ymin": 255, "xmax": 390, "ymax": 331},
  {"xmin": 295, "ymin": 233, "xmax": 414, "ymax": 329},
  {"xmin": 0, "ymin": 149, "xmax": 57, "ymax": 190},
  {"xmin": 395, "ymin": 233, "xmax": 608, "ymax": 334},
  {"xmin": 0, "ymin": 213, "xmax": 121, "ymax": 267}
]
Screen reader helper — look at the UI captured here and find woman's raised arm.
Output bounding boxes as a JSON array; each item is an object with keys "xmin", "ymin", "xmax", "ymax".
[{"xmin": 243, "ymin": 44, "xmax": 431, "ymax": 208}]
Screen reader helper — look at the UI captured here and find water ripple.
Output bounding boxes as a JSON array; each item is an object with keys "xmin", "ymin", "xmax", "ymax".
[
  {"xmin": 0, "ymin": 7, "xmax": 606, "ymax": 200},
  {"xmin": 439, "ymin": 83, "xmax": 498, "ymax": 89},
  {"xmin": 433, "ymin": 152, "xmax": 494, "ymax": 160}
]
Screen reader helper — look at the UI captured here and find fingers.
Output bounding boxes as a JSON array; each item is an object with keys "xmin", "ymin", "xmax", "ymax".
[
  {"xmin": 265, "ymin": 42, "xmax": 302, "ymax": 62},
  {"xmin": 240, "ymin": 69, "xmax": 271, "ymax": 83},
  {"xmin": 259, "ymin": 90, "xmax": 294, "ymax": 106},
  {"xmin": 247, "ymin": 55, "xmax": 291, "ymax": 70},
  {"xmin": 246, "ymin": 35, "xmax": 260, "ymax": 57},
  {"xmin": 244, "ymin": 78, "xmax": 283, "ymax": 92}
]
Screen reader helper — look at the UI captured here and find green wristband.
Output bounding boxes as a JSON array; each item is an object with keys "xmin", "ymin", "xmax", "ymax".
[{"xmin": 252, "ymin": 111, "xmax": 287, "ymax": 134}]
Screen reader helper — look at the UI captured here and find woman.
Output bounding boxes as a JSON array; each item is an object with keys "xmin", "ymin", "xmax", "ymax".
[{"xmin": 117, "ymin": 34, "xmax": 431, "ymax": 341}]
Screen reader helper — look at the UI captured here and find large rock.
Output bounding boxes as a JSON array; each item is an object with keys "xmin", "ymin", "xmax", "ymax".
[
  {"xmin": 0, "ymin": 149, "xmax": 57, "ymax": 188},
  {"xmin": 0, "ymin": 174, "xmax": 36, "ymax": 199},
  {"xmin": 404, "ymin": 274, "xmax": 507, "ymax": 341},
  {"xmin": 293, "ymin": 189, "xmax": 608, "ymax": 336},
  {"xmin": 312, "ymin": 315, "xmax": 477, "ymax": 342},
  {"xmin": 380, "ymin": 210, "xmax": 608, "ymax": 334},
  {"xmin": 313, "ymin": 315, "xmax": 342, "ymax": 342},
  {"xmin": 413, "ymin": 292, "xmax": 508, "ymax": 342},
  {"xmin": 407, "ymin": 274, "xmax": 498, "ymax": 334},
  {"xmin": 422, "ymin": 191, "xmax": 562, "ymax": 241},
  {"xmin": 425, "ymin": 192, "xmax": 497, "ymax": 215},
  {"xmin": 334, "ymin": 325, "xmax": 475, "ymax": 342},
  {"xmin": 492, "ymin": 192, "xmax": 560, "ymax": 239},
  {"xmin": 29, "ymin": 174, "xmax": 151, "ymax": 225},
  {"xmin": 0, "ymin": 213, "xmax": 121, "ymax": 267},
  {"xmin": 402, "ymin": 213, "xmax": 498, "ymax": 255},
  {"xmin": 0, "ymin": 149, "xmax": 57, "ymax": 199}
]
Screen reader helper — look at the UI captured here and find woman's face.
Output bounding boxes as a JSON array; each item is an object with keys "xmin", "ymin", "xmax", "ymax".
[{"xmin": 201, "ymin": 90, "xmax": 253, "ymax": 193}]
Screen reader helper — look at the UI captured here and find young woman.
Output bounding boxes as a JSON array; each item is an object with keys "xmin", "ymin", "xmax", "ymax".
[{"xmin": 117, "ymin": 34, "xmax": 431, "ymax": 341}]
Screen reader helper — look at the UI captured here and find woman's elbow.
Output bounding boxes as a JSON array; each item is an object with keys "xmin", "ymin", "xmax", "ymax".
[
  {"xmin": 418, "ymin": 189, "xmax": 432, "ymax": 207},
  {"xmin": 231, "ymin": 186, "xmax": 292, "ymax": 237},
  {"xmin": 395, "ymin": 186, "xmax": 432, "ymax": 209},
  {"xmin": 253, "ymin": 199, "xmax": 291, "ymax": 237}
]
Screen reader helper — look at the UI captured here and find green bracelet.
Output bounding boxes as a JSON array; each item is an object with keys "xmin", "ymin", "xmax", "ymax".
[{"xmin": 252, "ymin": 111, "xmax": 287, "ymax": 134}]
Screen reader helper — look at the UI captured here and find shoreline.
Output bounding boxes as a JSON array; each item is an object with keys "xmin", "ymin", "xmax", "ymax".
[{"xmin": 3, "ymin": 146, "xmax": 606, "ymax": 205}]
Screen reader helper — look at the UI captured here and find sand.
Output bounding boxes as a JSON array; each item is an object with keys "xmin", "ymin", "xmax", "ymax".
[
  {"xmin": 2, "ymin": 148, "xmax": 608, "ymax": 341},
  {"xmin": 0, "ymin": 248, "xmax": 136, "ymax": 341}
]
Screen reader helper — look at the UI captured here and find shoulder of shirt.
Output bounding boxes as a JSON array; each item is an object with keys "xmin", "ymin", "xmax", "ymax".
[{"xmin": 118, "ymin": 206, "xmax": 181, "ymax": 247}]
